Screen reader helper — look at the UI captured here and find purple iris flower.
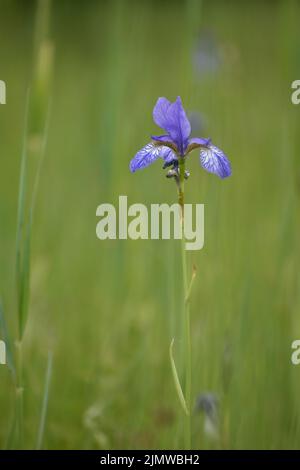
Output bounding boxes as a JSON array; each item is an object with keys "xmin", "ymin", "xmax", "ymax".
[{"xmin": 129, "ymin": 96, "xmax": 231, "ymax": 179}]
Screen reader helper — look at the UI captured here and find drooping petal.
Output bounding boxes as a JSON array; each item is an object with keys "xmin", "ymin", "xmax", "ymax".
[
  {"xmin": 200, "ymin": 144, "xmax": 231, "ymax": 178},
  {"xmin": 186, "ymin": 136, "xmax": 211, "ymax": 154},
  {"xmin": 129, "ymin": 143, "xmax": 177, "ymax": 173},
  {"xmin": 152, "ymin": 96, "xmax": 191, "ymax": 155}
]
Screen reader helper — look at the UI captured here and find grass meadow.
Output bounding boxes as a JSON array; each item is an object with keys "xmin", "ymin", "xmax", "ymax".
[{"xmin": 0, "ymin": 0, "xmax": 300, "ymax": 449}]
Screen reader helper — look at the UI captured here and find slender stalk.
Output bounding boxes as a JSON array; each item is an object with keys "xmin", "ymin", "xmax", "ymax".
[
  {"xmin": 36, "ymin": 352, "xmax": 53, "ymax": 450},
  {"xmin": 15, "ymin": 339, "xmax": 24, "ymax": 449},
  {"xmin": 14, "ymin": 91, "xmax": 30, "ymax": 449},
  {"xmin": 178, "ymin": 157, "xmax": 192, "ymax": 449}
]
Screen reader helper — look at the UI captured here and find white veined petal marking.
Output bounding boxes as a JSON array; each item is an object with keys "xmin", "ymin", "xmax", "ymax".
[
  {"xmin": 130, "ymin": 142, "xmax": 177, "ymax": 172},
  {"xmin": 130, "ymin": 143, "xmax": 161, "ymax": 172},
  {"xmin": 143, "ymin": 143, "xmax": 161, "ymax": 158},
  {"xmin": 200, "ymin": 144, "xmax": 231, "ymax": 178},
  {"xmin": 146, "ymin": 143, "xmax": 176, "ymax": 161}
]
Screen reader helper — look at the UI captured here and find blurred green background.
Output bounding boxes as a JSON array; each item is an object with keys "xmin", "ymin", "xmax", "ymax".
[{"xmin": 0, "ymin": 0, "xmax": 300, "ymax": 450}]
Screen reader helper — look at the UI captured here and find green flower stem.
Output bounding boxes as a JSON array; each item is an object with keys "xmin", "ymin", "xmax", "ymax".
[
  {"xmin": 178, "ymin": 157, "xmax": 192, "ymax": 449},
  {"xmin": 15, "ymin": 338, "xmax": 24, "ymax": 449}
]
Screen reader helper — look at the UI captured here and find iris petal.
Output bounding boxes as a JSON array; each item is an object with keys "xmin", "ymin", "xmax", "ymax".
[
  {"xmin": 129, "ymin": 143, "xmax": 176, "ymax": 173},
  {"xmin": 186, "ymin": 136, "xmax": 211, "ymax": 154},
  {"xmin": 152, "ymin": 96, "xmax": 191, "ymax": 155},
  {"xmin": 159, "ymin": 146, "xmax": 177, "ymax": 164},
  {"xmin": 152, "ymin": 97, "xmax": 172, "ymax": 131},
  {"xmin": 200, "ymin": 144, "xmax": 231, "ymax": 178},
  {"xmin": 151, "ymin": 135, "xmax": 178, "ymax": 153}
]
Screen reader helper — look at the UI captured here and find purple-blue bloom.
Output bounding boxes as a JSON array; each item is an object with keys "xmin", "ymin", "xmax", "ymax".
[{"xmin": 130, "ymin": 96, "xmax": 231, "ymax": 179}]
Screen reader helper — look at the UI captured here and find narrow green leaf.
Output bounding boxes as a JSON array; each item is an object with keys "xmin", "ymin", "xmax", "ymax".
[
  {"xmin": 29, "ymin": 101, "xmax": 51, "ymax": 227},
  {"xmin": 185, "ymin": 263, "xmax": 197, "ymax": 304},
  {"xmin": 5, "ymin": 411, "xmax": 17, "ymax": 450},
  {"xmin": 19, "ymin": 228, "xmax": 31, "ymax": 337},
  {"xmin": 169, "ymin": 338, "xmax": 189, "ymax": 416},
  {"xmin": 15, "ymin": 90, "xmax": 30, "ymax": 338},
  {"xmin": 36, "ymin": 352, "xmax": 53, "ymax": 450},
  {"xmin": 19, "ymin": 102, "xmax": 51, "ymax": 338}
]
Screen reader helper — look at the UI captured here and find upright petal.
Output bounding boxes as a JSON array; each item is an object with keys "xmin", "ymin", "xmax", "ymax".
[
  {"xmin": 152, "ymin": 96, "xmax": 191, "ymax": 155},
  {"xmin": 200, "ymin": 144, "xmax": 231, "ymax": 178},
  {"xmin": 152, "ymin": 97, "xmax": 172, "ymax": 130},
  {"xmin": 129, "ymin": 143, "xmax": 176, "ymax": 173}
]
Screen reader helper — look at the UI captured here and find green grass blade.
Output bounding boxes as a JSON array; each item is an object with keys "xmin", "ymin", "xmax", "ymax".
[
  {"xmin": 19, "ymin": 229, "xmax": 31, "ymax": 338},
  {"xmin": 5, "ymin": 411, "xmax": 17, "ymax": 450},
  {"xmin": 19, "ymin": 103, "xmax": 51, "ymax": 337},
  {"xmin": 169, "ymin": 338, "xmax": 189, "ymax": 416},
  {"xmin": 36, "ymin": 352, "xmax": 53, "ymax": 450},
  {"xmin": 29, "ymin": 101, "xmax": 51, "ymax": 227},
  {"xmin": 15, "ymin": 90, "xmax": 30, "ymax": 338}
]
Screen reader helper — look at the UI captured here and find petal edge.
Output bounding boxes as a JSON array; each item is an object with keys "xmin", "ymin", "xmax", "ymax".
[
  {"xmin": 129, "ymin": 143, "xmax": 177, "ymax": 173},
  {"xmin": 130, "ymin": 143, "xmax": 161, "ymax": 173},
  {"xmin": 200, "ymin": 144, "xmax": 231, "ymax": 178}
]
